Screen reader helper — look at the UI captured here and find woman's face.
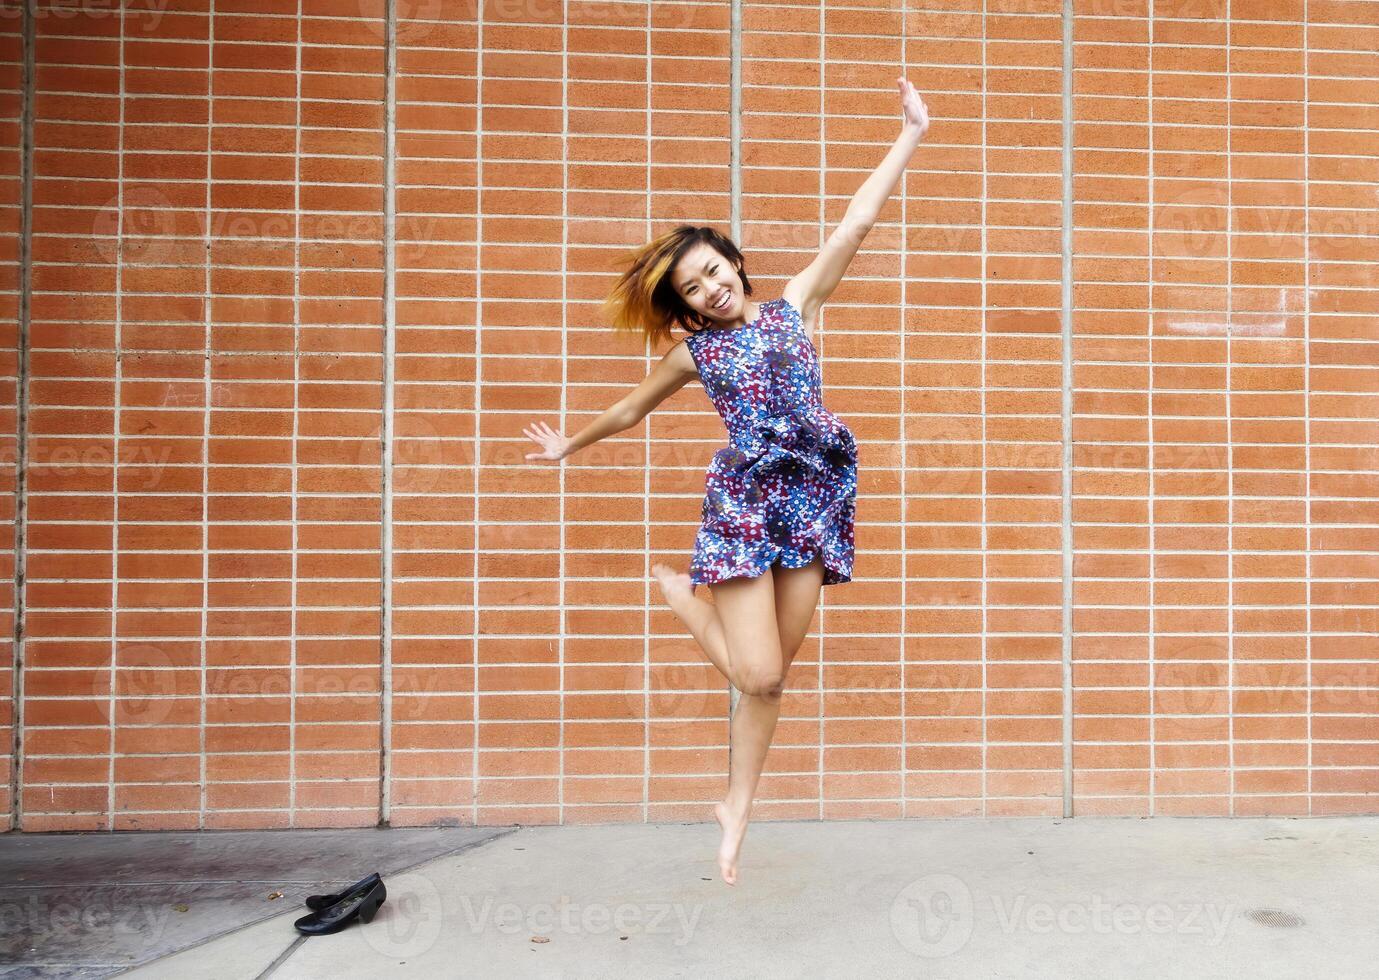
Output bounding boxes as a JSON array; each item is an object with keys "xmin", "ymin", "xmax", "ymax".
[{"xmin": 671, "ymin": 243, "xmax": 747, "ymax": 325}]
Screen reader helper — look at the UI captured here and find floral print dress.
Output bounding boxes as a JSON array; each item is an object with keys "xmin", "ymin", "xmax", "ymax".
[{"xmin": 682, "ymin": 297, "xmax": 858, "ymax": 587}]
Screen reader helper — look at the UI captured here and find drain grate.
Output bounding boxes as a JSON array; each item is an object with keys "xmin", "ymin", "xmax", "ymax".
[{"xmin": 1245, "ymin": 907, "xmax": 1305, "ymax": 929}]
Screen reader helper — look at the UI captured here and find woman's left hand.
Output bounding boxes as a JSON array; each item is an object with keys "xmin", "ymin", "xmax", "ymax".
[{"xmin": 897, "ymin": 77, "xmax": 929, "ymax": 139}]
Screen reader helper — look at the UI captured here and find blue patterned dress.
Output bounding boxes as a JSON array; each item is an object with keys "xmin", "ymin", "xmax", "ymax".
[{"xmin": 683, "ymin": 297, "xmax": 858, "ymax": 587}]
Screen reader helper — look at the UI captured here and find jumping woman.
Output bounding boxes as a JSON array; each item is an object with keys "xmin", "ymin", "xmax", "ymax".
[{"xmin": 525, "ymin": 77, "xmax": 930, "ymax": 884}]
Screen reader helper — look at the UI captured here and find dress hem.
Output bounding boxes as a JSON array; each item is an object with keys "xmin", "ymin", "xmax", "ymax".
[{"xmin": 689, "ymin": 540, "xmax": 852, "ymax": 588}]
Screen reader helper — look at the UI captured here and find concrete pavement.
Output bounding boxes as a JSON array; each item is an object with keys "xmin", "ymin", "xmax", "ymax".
[{"xmin": 95, "ymin": 814, "xmax": 1379, "ymax": 978}]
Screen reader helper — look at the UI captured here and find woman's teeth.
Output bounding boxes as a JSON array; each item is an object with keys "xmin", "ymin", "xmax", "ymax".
[{"xmin": 712, "ymin": 293, "xmax": 730, "ymax": 310}]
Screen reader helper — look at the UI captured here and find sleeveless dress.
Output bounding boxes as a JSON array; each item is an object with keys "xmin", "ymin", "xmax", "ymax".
[{"xmin": 682, "ymin": 296, "xmax": 858, "ymax": 587}]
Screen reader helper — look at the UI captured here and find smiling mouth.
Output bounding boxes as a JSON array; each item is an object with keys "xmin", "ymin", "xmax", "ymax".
[{"xmin": 711, "ymin": 292, "xmax": 731, "ymax": 311}]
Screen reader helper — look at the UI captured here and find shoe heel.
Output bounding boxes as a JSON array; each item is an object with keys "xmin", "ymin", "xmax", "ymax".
[{"xmin": 359, "ymin": 894, "xmax": 385, "ymax": 924}]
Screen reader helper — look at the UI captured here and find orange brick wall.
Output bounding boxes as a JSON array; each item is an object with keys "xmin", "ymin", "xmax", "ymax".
[
  {"xmin": 2, "ymin": 1, "xmax": 1376, "ymax": 831},
  {"xmin": 1071, "ymin": 0, "xmax": 1377, "ymax": 815}
]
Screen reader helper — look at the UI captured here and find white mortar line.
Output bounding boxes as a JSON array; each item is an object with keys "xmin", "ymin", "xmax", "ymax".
[
  {"xmin": 558, "ymin": 0, "xmax": 568, "ymax": 821},
  {"xmin": 1303, "ymin": 0, "xmax": 1311, "ymax": 818},
  {"xmin": 471, "ymin": 5, "xmax": 483, "ymax": 827},
  {"xmin": 1226, "ymin": 0, "xmax": 1235, "ymax": 817},
  {"xmin": 107, "ymin": 4, "xmax": 126, "ymax": 831},
  {"xmin": 980, "ymin": 0, "xmax": 989, "ymax": 818},
  {"xmin": 200, "ymin": 1, "xmax": 216, "ymax": 827},
  {"xmin": 1148, "ymin": 8, "xmax": 1156, "ymax": 816},
  {"xmin": 641, "ymin": 1, "xmax": 650, "ymax": 823},
  {"xmin": 8, "ymin": 0, "xmax": 35, "ymax": 832},
  {"xmin": 1059, "ymin": 0, "xmax": 1074, "ymax": 819},
  {"xmin": 378, "ymin": 0, "xmax": 398, "ymax": 826},
  {"xmin": 900, "ymin": 2, "xmax": 908, "ymax": 821},
  {"xmin": 288, "ymin": 0, "xmax": 299, "ymax": 826}
]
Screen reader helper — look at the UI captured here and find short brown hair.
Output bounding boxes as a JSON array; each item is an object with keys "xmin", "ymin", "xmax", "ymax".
[{"xmin": 601, "ymin": 225, "xmax": 753, "ymax": 349}]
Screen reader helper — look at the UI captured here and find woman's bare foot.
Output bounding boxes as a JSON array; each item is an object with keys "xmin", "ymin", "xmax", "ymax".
[{"xmin": 714, "ymin": 799, "xmax": 750, "ymax": 885}]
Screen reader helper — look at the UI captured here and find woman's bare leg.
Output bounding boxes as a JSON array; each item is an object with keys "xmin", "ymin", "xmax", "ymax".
[
  {"xmin": 653, "ymin": 557, "xmax": 825, "ymax": 885},
  {"xmin": 712, "ymin": 557, "xmax": 825, "ymax": 884},
  {"xmin": 713, "ymin": 690, "xmax": 782, "ymax": 884},
  {"xmin": 651, "ymin": 562, "xmax": 732, "ymax": 681},
  {"xmin": 702, "ymin": 565, "xmax": 783, "ymax": 885}
]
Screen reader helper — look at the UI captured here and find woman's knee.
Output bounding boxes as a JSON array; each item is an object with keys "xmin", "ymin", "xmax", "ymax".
[
  {"xmin": 725, "ymin": 636, "xmax": 785, "ymax": 697},
  {"xmin": 737, "ymin": 666, "xmax": 785, "ymax": 698}
]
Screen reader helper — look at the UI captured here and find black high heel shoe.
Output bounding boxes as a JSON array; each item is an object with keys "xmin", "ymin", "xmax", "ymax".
[
  {"xmin": 303, "ymin": 872, "xmax": 382, "ymax": 911},
  {"xmin": 293, "ymin": 877, "xmax": 387, "ymax": 936}
]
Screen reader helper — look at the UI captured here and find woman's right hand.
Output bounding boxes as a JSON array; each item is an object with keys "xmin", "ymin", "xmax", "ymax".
[
  {"xmin": 897, "ymin": 76, "xmax": 929, "ymax": 140},
  {"xmin": 523, "ymin": 420, "xmax": 572, "ymax": 462}
]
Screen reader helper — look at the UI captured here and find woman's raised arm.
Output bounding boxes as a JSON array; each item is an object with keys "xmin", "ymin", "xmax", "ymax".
[{"xmin": 785, "ymin": 77, "xmax": 930, "ymax": 322}]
